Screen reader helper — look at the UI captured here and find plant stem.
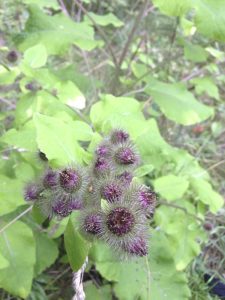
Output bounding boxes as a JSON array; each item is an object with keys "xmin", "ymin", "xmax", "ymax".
[{"xmin": 72, "ymin": 257, "xmax": 88, "ymax": 300}]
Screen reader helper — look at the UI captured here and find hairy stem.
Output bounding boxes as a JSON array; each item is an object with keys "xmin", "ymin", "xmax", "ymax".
[{"xmin": 72, "ymin": 257, "xmax": 88, "ymax": 300}]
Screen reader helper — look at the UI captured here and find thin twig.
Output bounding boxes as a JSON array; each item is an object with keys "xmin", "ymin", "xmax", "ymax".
[
  {"xmin": 72, "ymin": 0, "xmax": 118, "ymax": 67},
  {"xmin": 58, "ymin": 0, "xmax": 70, "ymax": 16},
  {"xmin": 0, "ymin": 205, "xmax": 33, "ymax": 234},
  {"xmin": 111, "ymin": 0, "xmax": 149, "ymax": 93},
  {"xmin": 118, "ymin": 1, "xmax": 149, "ymax": 67}
]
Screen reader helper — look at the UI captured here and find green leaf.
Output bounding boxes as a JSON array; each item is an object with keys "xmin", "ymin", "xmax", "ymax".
[
  {"xmin": 134, "ymin": 164, "xmax": 154, "ymax": 177},
  {"xmin": 190, "ymin": 178, "xmax": 224, "ymax": 213},
  {"xmin": 152, "ymin": 0, "xmax": 190, "ymax": 16},
  {"xmin": 192, "ymin": 77, "xmax": 219, "ymax": 100},
  {"xmin": 154, "ymin": 175, "xmax": 189, "ymax": 201},
  {"xmin": 84, "ymin": 282, "xmax": 112, "ymax": 300},
  {"xmin": 23, "ymin": 44, "xmax": 48, "ymax": 68},
  {"xmin": 155, "ymin": 206, "xmax": 205, "ymax": 270},
  {"xmin": 14, "ymin": 5, "xmax": 100, "ymax": 54},
  {"xmin": 84, "ymin": 12, "xmax": 124, "ymax": 27},
  {"xmin": 91, "ymin": 232, "xmax": 191, "ymax": 300},
  {"xmin": 184, "ymin": 43, "xmax": 208, "ymax": 62},
  {"xmin": 0, "ymin": 175, "xmax": 25, "ymax": 216},
  {"xmin": 145, "ymin": 80, "xmax": 214, "ymax": 125},
  {"xmin": 193, "ymin": 0, "xmax": 225, "ymax": 41},
  {"xmin": 33, "ymin": 113, "xmax": 84, "ymax": 165},
  {"xmin": 0, "ymin": 253, "xmax": 9, "ymax": 269},
  {"xmin": 55, "ymin": 81, "xmax": 86, "ymax": 109},
  {"xmin": 64, "ymin": 216, "xmax": 91, "ymax": 271},
  {"xmin": 90, "ymin": 94, "xmax": 148, "ymax": 139},
  {"xmin": 33, "ymin": 231, "xmax": 58, "ymax": 276},
  {"xmin": 0, "ymin": 66, "xmax": 20, "ymax": 85},
  {"xmin": 0, "ymin": 220, "xmax": 36, "ymax": 298},
  {"xmin": 1, "ymin": 120, "xmax": 37, "ymax": 152}
]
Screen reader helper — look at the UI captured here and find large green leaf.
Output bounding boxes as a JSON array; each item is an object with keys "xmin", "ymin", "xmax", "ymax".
[
  {"xmin": 33, "ymin": 113, "xmax": 85, "ymax": 165},
  {"xmin": 0, "ymin": 253, "xmax": 9, "ymax": 269},
  {"xmin": 0, "ymin": 220, "xmax": 36, "ymax": 298},
  {"xmin": 1, "ymin": 120, "xmax": 37, "ymax": 152},
  {"xmin": 0, "ymin": 175, "xmax": 25, "ymax": 216},
  {"xmin": 154, "ymin": 175, "xmax": 189, "ymax": 201},
  {"xmin": 14, "ymin": 5, "xmax": 100, "ymax": 54},
  {"xmin": 190, "ymin": 178, "xmax": 224, "ymax": 213},
  {"xmin": 90, "ymin": 232, "xmax": 191, "ymax": 300},
  {"xmin": 64, "ymin": 216, "xmax": 91, "ymax": 272},
  {"xmin": 90, "ymin": 94, "xmax": 148, "ymax": 139},
  {"xmin": 153, "ymin": 0, "xmax": 225, "ymax": 41},
  {"xmin": 193, "ymin": 0, "xmax": 225, "ymax": 41},
  {"xmin": 33, "ymin": 231, "xmax": 58, "ymax": 276},
  {"xmin": 155, "ymin": 206, "xmax": 205, "ymax": 270},
  {"xmin": 145, "ymin": 80, "xmax": 214, "ymax": 125},
  {"xmin": 84, "ymin": 282, "xmax": 112, "ymax": 300}
]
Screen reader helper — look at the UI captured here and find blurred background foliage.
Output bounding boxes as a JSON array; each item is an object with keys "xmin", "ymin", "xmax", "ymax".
[{"xmin": 0, "ymin": 0, "xmax": 225, "ymax": 299}]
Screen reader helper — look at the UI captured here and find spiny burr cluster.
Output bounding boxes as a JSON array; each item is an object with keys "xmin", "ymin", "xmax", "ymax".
[{"xmin": 24, "ymin": 129, "xmax": 156, "ymax": 257}]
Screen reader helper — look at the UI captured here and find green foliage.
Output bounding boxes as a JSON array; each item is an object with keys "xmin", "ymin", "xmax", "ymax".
[
  {"xmin": 153, "ymin": 174, "xmax": 189, "ymax": 201},
  {"xmin": 0, "ymin": 220, "xmax": 36, "ymax": 298},
  {"xmin": 14, "ymin": 5, "xmax": 100, "ymax": 54},
  {"xmin": 90, "ymin": 231, "xmax": 191, "ymax": 299},
  {"xmin": 145, "ymin": 80, "xmax": 214, "ymax": 125},
  {"xmin": 0, "ymin": 0, "xmax": 224, "ymax": 298},
  {"xmin": 64, "ymin": 216, "xmax": 91, "ymax": 271},
  {"xmin": 33, "ymin": 231, "xmax": 58, "ymax": 276}
]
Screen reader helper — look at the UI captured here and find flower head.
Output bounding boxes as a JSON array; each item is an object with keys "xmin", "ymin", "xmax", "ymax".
[
  {"xmin": 106, "ymin": 207, "xmax": 135, "ymax": 236},
  {"xmin": 24, "ymin": 183, "xmax": 41, "ymax": 202},
  {"xmin": 111, "ymin": 142, "xmax": 139, "ymax": 172},
  {"xmin": 43, "ymin": 169, "xmax": 58, "ymax": 189},
  {"xmin": 95, "ymin": 142, "xmax": 111, "ymax": 157},
  {"xmin": 123, "ymin": 236, "xmax": 148, "ymax": 257},
  {"xmin": 79, "ymin": 208, "xmax": 103, "ymax": 240},
  {"xmin": 110, "ymin": 129, "xmax": 129, "ymax": 144},
  {"xmin": 100, "ymin": 197, "xmax": 148, "ymax": 255},
  {"xmin": 117, "ymin": 171, "xmax": 133, "ymax": 187},
  {"xmin": 58, "ymin": 165, "xmax": 88, "ymax": 198},
  {"xmin": 94, "ymin": 176, "xmax": 124, "ymax": 203},
  {"xmin": 93, "ymin": 157, "xmax": 113, "ymax": 176}
]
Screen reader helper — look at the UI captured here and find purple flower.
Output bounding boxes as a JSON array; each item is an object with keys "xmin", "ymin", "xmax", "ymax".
[
  {"xmin": 101, "ymin": 182, "xmax": 123, "ymax": 203},
  {"xmin": 59, "ymin": 168, "xmax": 81, "ymax": 192},
  {"xmin": 94, "ymin": 157, "xmax": 112, "ymax": 175},
  {"xmin": 43, "ymin": 169, "xmax": 58, "ymax": 189},
  {"xmin": 106, "ymin": 207, "xmax": 135, "ymax": 236},
  {"xmin": 117, "ymin": 171, "xmax": 133, "ymax": 187},
  {"xmin": 124, "ymin": 236, "xmax": 148, "ymax": 256},
  {"xmin": 24, "ymin": 183, "xmax": 40, "ymax": 202},
  {"xmin": 95, "ymin": 143, "xmax": 111, "ymax": 157},
  {"xmin": 110, "ymin": 129, "xmax": 129, "ymax": 144},
  {"xmin": 138, "ymin": 187, "xmax": 156, "ymax": 217},
  {"xmin": 52, "ymin": 199, "xmax": 72, "ymax": 217},
  {"xmin": 116, "ymin": 147, "xmax": 137, "ymax": 165},
  {"xmin": 84, "ymin": 213, "xmax": 102, "ymax": 235}
]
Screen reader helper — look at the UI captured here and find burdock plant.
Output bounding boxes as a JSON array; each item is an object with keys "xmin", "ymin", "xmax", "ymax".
[{"xmin": 24, "ymin": 128, "xmax": 156, "ymax": 258}]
